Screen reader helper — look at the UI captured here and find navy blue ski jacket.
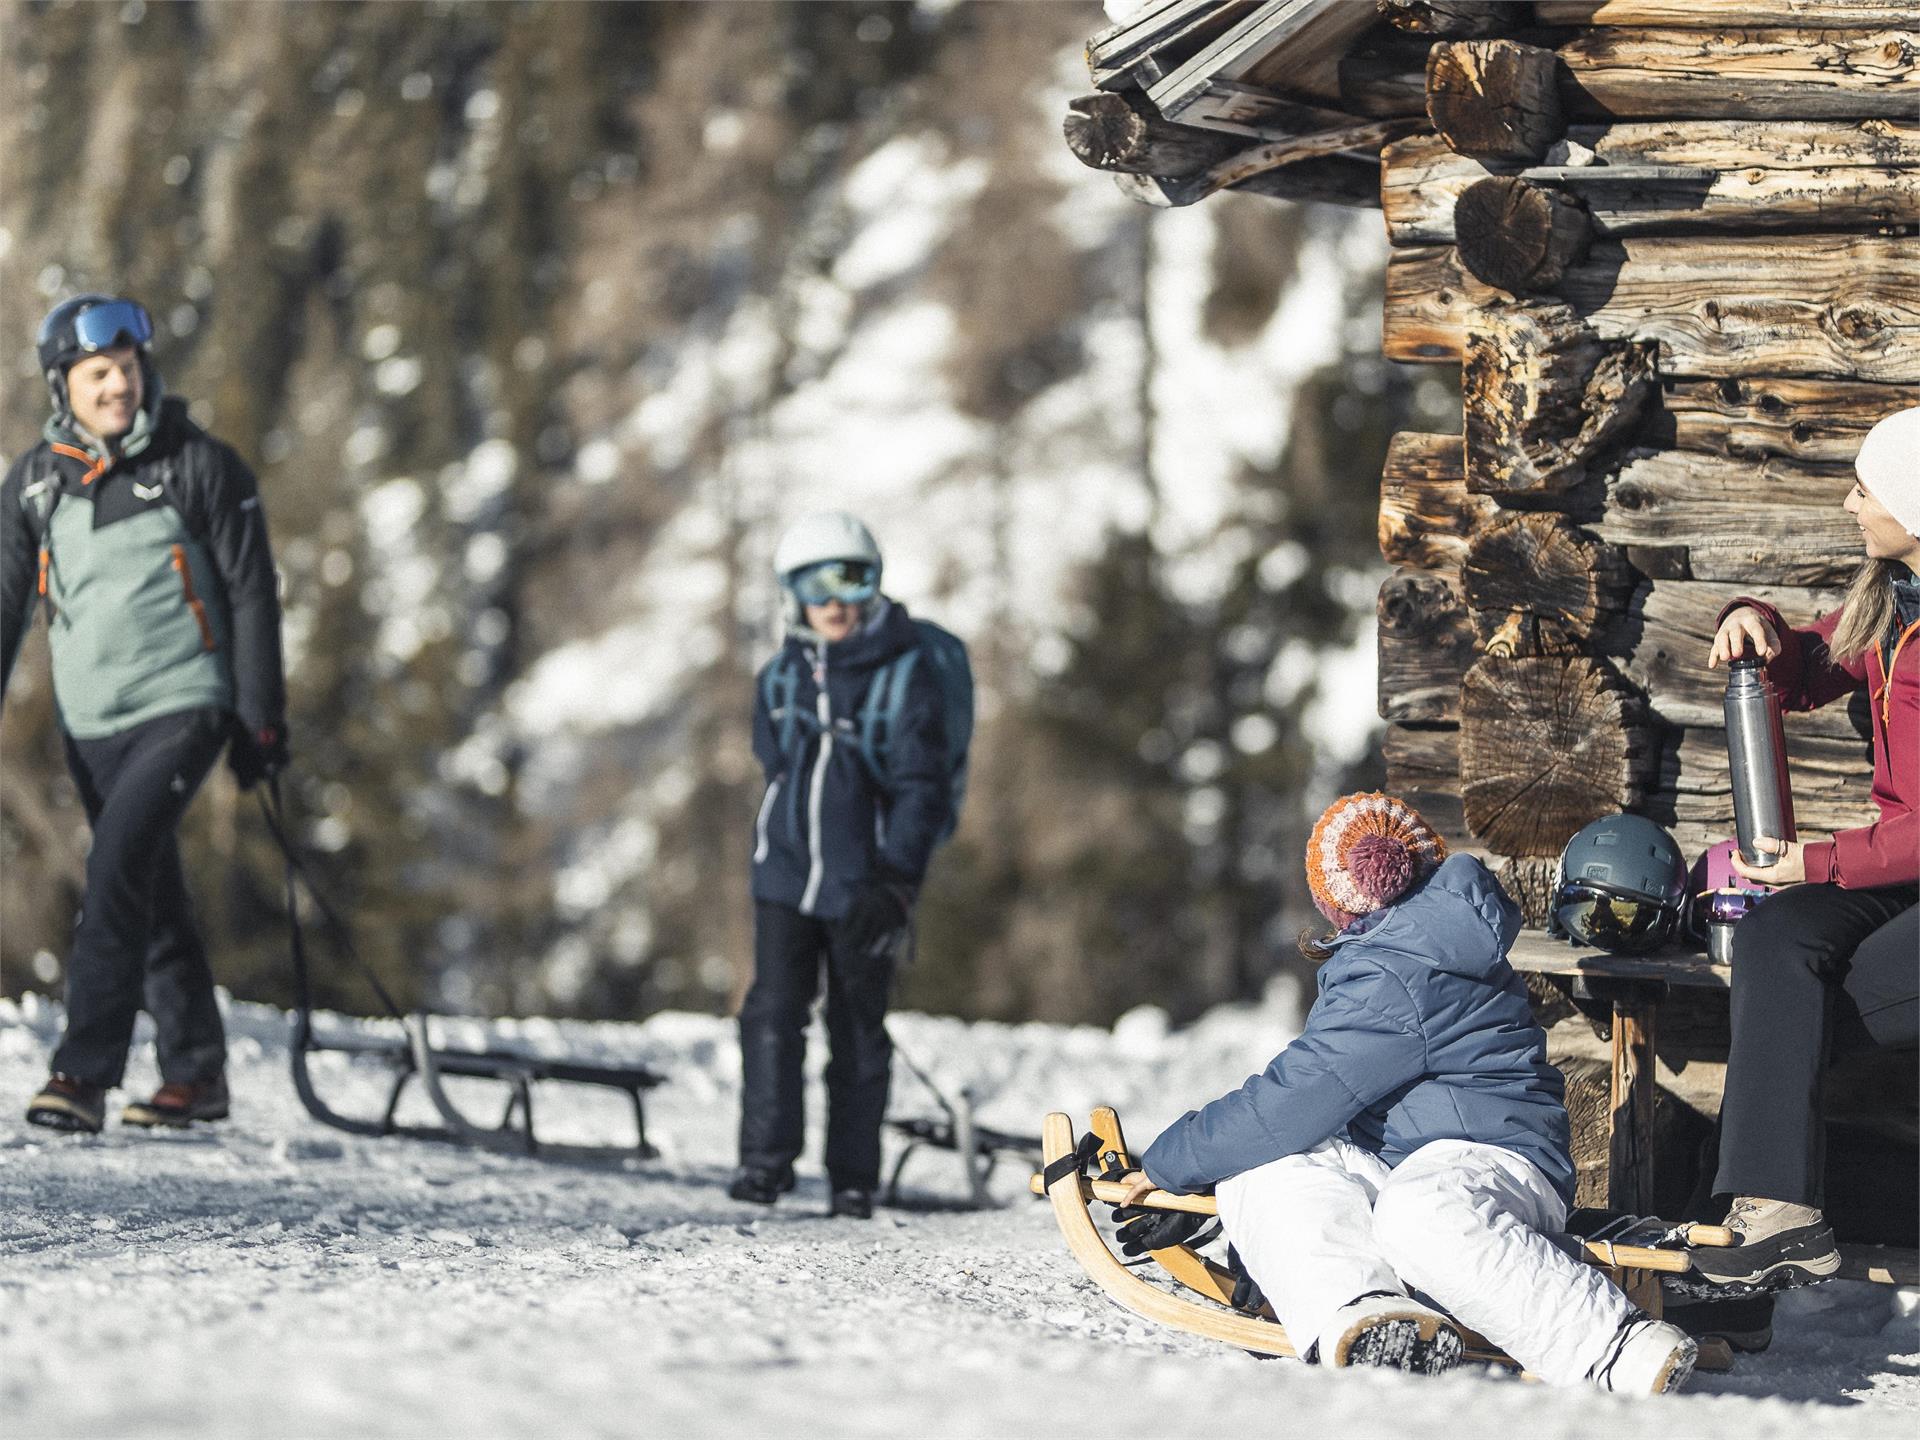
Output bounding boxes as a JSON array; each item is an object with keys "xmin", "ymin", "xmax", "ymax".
[
  {"xmin": 750, "ymin": 599, "xmax": 949, "ymax": 920},
  {"xmin": 1141, "ymin": 855, "xmax": 1574, "ymax": 1207}
]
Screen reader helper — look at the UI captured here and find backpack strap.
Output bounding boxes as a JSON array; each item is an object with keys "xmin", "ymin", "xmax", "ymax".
[
  {"xmin": 18, "ymin": 453, "xmax": 62, "ymax": 606},
  {"xmin": 762, "ymin": 653, "xmax": 809, "ymax": 757},
  {"xmin": 855, "ymin": 646, "xmax": 921, "ymax": 783}
]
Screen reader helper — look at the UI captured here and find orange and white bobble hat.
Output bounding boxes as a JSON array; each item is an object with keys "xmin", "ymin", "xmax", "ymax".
[{"xmin": 1306, "ymin": 792, "xmax": 1448, "ymax": 930}]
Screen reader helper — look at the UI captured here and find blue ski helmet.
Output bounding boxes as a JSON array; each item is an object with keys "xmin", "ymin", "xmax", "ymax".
[
  {"xmin": 1548, "ymin": 813, "xmax": 1690, "ymax": 955},
  {"xmin": 36, "ymin": 294, "xmax": 158, "ymax": 419}
]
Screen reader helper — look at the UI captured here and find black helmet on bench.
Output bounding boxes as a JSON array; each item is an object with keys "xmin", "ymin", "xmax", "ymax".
[{"xmin": 1548, "ymin": 813, "xmax": 1689, "ymax": 955}]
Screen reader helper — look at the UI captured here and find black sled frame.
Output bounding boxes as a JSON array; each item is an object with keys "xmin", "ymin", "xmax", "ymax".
[
  {"xmin": 881, "ymin": 1041, "xmax": 1041, "ymax": 1207},
  {"xmin": 264, "ymin": 782, "xmax": 666, "ymax": 1161}
]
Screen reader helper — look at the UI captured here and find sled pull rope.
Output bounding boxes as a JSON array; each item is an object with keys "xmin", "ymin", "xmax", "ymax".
[{"xmin": 259, "ymin": 775, "xmax": 407, "ymax": 1023}]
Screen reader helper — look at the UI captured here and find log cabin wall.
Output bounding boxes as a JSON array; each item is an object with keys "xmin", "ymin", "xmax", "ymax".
[
  {"xmin": 1069, "ymin": 0, "xmax": 1916, "ymax": 922},
  {"xmin": 1365, "ymin": 1, "xmax": 1916, "ymax": 915}
]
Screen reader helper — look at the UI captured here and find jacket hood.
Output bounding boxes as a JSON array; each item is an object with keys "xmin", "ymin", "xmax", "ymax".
[{"xmin": 1329, "ymin": 853, "xmax": 1520, "ymax": 980}]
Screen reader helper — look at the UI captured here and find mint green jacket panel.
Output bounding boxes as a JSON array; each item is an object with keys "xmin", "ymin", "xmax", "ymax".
[{"xmin": 44, "ymin": 497, "xmax": 233, "ymax": 738}]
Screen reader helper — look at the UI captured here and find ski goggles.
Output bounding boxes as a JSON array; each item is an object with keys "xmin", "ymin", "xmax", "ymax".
[
  {"xmin": 788, "ymin": 559, "xmax": 878, "ymax": 606},
  {"xmin": 71, "ymin": 299, "xmax": 154, "ymax": 354},
  {"xmin": 1551, "ymin": 882, "xmax": 1683, "ymax": 955}
]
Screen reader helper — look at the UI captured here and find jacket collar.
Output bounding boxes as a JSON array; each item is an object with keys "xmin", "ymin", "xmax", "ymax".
[{"xmin": 42, "ymin": 391, "xmax": 174, "ymax": 474}]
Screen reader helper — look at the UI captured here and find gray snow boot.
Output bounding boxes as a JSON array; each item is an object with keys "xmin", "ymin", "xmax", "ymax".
[{"xmin": 1688, "ymin": 1196, "xmax": 1840, "ymax": 1293}]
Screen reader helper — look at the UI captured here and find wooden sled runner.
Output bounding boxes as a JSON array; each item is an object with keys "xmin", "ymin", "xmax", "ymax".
[{"xmin": 1033, "ymin": 1109, "xmax": 1737, "ymax": 1373}]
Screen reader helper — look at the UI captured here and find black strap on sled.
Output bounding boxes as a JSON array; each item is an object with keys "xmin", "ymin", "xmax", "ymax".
[{"xmin": 1041, "ymin": 1130, "xmax": 1105, "ymax": 1191}]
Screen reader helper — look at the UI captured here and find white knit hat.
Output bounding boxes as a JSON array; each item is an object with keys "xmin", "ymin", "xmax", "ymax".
[{"xmin": 1856, "ymin": 406, "xmax": 1920, "ymax": 538}]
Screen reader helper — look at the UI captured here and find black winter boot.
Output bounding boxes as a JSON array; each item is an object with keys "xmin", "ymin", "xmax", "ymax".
[
  {"xmin": 727, "ymin": 1165, "xmax": 796, "ymax": 1205},
  {"xmin": 830, "ymin": 1187, "xmax": 874, "ymax": 1220}
]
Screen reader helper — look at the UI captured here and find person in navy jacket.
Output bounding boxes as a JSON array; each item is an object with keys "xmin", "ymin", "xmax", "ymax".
[
  {"xmin": 730, "ymin": 512, "xmax": 948, "ymax": 1218},
  {"xmin": 1119, "ymin": 794, "xmax": 1696, "ymax": 1393}
]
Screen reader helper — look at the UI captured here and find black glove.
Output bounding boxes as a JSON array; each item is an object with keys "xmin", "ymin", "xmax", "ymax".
[
  {"xmin": 841, "ymin": 868, "xmax": 916, "ymax": 959},
  {"xmin": 1114, "ymin": 1203, "xmax": 1210, "ymax": 1258},
  {"xmin": 1226, "ymin": 1244, "xmax": 1268, "ymax": 1314},
  {"xmin": 228, "ymin": 719, "xmax": 290, "ymax": 791}
]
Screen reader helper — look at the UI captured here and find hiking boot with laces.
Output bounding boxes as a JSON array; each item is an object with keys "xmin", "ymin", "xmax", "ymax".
[
  {"xmin": 26, "ymin": 1073, "xmax": 107, "ymax": 1134},
  {"xmin": 1688, "ymin": 1196, "xmax": 1840, "ymax": 1293},
  {"xmin": 123, "ymin": 1075, "xmax": 230, "ymax": 1129},
  {"xmin": 1587, "ymin": 1314, "xmax": 1697, "ymax": 1394}
]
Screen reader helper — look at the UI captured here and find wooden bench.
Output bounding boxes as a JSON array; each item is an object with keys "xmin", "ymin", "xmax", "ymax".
[{"xmin": 1509, "ymin": 929, "xmax": 1916, "ymax": 1287}]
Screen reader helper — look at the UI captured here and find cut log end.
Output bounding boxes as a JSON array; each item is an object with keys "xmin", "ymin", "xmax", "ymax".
[
  {"xmin": 1454, "ymin": 177, "xmax": 1592, "ymax": 294},
  {"xmin": 1426, "ymin": 39, "xmax": 1565, "ymax": 163},
  {"xmin": 1460, "ymin": 656, "xmax": 1653, "ymax": 856},
  {"xmin": 1378, "ymin": 1, "xmax": 1514, "ymax": 38},
  {"xmin": 1064, "ymin": 92, "xmax": 1238, "ymax": 179},
  {"xmin": 1464, "ymin": 302, "xmax": 1654, "ymax": 495},
  {"xmin": 1464, "ymin": 514, "xmax": 1630, "ymax": 657}
]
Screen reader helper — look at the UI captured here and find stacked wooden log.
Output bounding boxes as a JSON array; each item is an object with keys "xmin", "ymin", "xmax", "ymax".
[
  {"xmin": 1066, "ymin": 0, "xmax": 1913, "ymax": 869},
  {"xmin": 1365, "ymin": 2, "xmax": 1913, "ymax": 868}
]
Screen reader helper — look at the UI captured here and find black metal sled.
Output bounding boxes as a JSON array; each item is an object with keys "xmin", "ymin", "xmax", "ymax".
[
  {"xmin": 265, "ymin": 783, "xmax": 667, "ymax": 1161},
  {"xmin": 882, "ymin": 1042, "xmax": 1040, "ymax": 1206},
  {"xmin": 288, "ymin": 1010, "xmax": 666, "ymax": 1160}
]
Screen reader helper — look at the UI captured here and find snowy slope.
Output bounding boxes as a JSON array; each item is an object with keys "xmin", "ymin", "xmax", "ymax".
[{"xmin": 2, "ymin": 993, "xmax": 1913, "ymax": 1438}]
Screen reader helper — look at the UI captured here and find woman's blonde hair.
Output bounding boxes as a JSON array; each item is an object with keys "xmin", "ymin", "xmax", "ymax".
[
  {"xmin": 1829, "ymin": 556, "xmax": 1901, "ymax": 663},
  {"xmin": 1298, "ymin": 927, "xmax": 1338, "ymax": 964}
]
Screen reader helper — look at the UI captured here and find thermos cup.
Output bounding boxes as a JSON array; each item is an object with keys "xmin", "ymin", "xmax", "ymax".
[{"xmin": 1724, "ymin": 652, "xmax": 1796, "ymax": 868}]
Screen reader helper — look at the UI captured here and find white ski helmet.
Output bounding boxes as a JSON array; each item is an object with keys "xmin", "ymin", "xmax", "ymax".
[{"xmin": 773, "ymin": 510, "xmax": 882, "ymax": 584}]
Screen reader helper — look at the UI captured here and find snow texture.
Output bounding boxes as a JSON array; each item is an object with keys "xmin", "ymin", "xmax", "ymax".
[{"xmin": 2, "ymin": 991, "xmax": 1914, "ymax": 1437}]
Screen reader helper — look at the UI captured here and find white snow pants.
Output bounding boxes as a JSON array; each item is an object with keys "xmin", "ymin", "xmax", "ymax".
[{"xmin": 1216, "ymin": 1137, "xmax": 1635, "ymax": 1386}]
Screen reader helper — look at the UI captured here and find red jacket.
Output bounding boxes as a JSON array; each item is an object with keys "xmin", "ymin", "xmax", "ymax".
[{"xmin": 1725, "ymin": 596, "xmax": 1920, "ymax": 888}]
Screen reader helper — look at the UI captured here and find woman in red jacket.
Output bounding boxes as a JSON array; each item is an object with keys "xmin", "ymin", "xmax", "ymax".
[{"xmin": 1693, "ymin": 406, "xmax": 1919, "ymax": 1292}]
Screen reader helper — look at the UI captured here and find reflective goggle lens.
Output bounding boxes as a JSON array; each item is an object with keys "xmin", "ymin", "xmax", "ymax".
[
  {"xmin": 790, "ymin": 560, "xmax": 877, "ymax": 606},
  {"xmin": 1553, "ymin": 886, "xmax": 1677, "ymax": 955},
  {"xmin": 71, "ymin": 300, "xmax": 153, "ymax": 354}
]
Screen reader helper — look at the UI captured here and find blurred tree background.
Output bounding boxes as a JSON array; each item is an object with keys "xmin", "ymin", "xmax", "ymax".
[{"xmin": 0, "ymin": 0, "xmax": 1457, "ymax": 1028}]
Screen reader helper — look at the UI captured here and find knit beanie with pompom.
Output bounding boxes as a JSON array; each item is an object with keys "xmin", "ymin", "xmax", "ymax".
[{"xmin": 1306, "ymin": 792, "xmax": 1448, "ymax": 930}]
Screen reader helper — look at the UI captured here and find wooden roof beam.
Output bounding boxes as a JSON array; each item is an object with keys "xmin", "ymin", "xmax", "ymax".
[
  {"xmin": 1352, "ymin": 28, "xmax": 1920, "ymax": 130},
  {"xmin": 1063, "ymin": 89, "xmax": 1387, "ymax": 209},
  {"xmin": 1534, "ymin": 2, "xmax": 1915, "ymax": 27}
]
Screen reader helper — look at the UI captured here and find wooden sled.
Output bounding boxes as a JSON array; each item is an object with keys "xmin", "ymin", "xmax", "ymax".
[{"xmin": 1033, "ymin": 1109, "xmax": 1736, "ymax": 1373}]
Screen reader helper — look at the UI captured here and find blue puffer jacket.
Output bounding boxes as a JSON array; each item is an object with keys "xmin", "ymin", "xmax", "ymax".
[
  {"xmin": 1142, "ymin": 854, "xmax": 1574, "ymax": 1206},
  {"xmin": 750, "ymin": 599, "xmax": 949, "ymax": 920}
]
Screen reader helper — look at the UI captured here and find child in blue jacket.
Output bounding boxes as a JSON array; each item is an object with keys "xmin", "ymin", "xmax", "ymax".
[{"xmin": 1120, "ymin": 793, "xmax": 1695, "ymax": 1392}]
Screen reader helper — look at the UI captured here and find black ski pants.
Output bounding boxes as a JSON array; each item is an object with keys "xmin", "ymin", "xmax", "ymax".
[
  {"xmin": 53, "ymin": 706, "xmax": 229, "ymax": 1089},
  {"xmin": 737, "ymin": 900, "xmax": 894, "ymax": 1191},
  {"xmin": 1714, "ymin": 879, "xmax": 1918, "ymax": 1208}
]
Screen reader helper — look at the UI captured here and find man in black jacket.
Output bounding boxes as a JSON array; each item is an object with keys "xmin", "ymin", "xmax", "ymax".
[
  {"xmin": 1, "ymin": 294, "xmax": 288, "ymax": 1133},
  {"xmin": 732, "ymin": 512, "xmax": 950, "ymax": 1218}
]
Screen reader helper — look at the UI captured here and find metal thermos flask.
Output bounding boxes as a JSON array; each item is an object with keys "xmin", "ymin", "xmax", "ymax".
[{"xmin": 1724, "ymin": 653, "xmax": 1796, "ymax": 868}]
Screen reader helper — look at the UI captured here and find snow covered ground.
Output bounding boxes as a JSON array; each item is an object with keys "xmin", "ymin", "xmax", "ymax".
[{"xmin": 2, "ymin": 989, "xmax": 1914, "ymax": 1439}]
